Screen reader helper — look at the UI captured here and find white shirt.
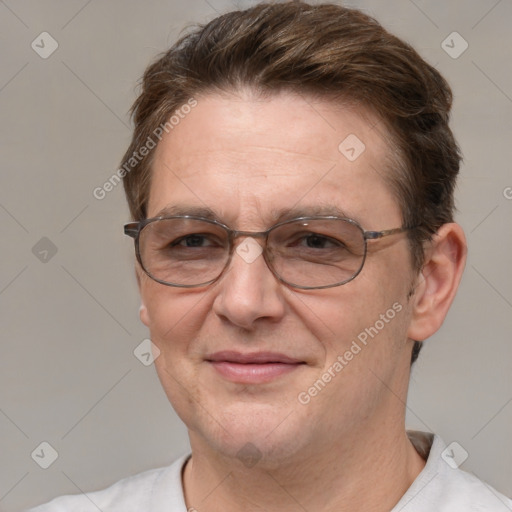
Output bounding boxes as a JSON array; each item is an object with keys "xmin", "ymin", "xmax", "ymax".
[{"xmin": 27, "ymin": 432, "xmax": 512, "ymax": 511}]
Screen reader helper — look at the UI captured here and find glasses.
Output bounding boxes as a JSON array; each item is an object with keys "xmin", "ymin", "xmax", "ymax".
[{"xmin": 124, "ymin": 215, "xmax": 412, "ymax": 290}]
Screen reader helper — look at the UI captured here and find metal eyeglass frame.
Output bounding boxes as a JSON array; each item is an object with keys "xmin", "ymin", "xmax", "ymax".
[{"xmin": 124, "ymin": 215, "xmax": 412, "ymax": 290}]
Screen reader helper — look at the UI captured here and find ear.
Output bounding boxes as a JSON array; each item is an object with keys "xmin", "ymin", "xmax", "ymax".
[
  {"xmin": 135, "ymin": 266, "xmax": 150, "ymax": 327},
  {"xmin": 407, "ymin": 223, "xmax": 467, "ymax": 341}
]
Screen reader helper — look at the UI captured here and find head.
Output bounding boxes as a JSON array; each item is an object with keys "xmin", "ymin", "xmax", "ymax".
[{"xmin": 121, "ymin": 2, "xmax": 466, "ymax": 466}]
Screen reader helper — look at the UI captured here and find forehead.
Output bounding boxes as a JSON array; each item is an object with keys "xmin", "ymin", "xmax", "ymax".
[{"xmin": 148, "ymin": 90, "xmax": 400, "ymax": 228}]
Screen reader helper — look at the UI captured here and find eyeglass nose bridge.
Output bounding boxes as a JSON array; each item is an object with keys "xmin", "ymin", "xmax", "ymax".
[
  {"xmin": 222, "ymin": 225, "xmax": 287, "ymax": 261},
  {"xmin": 211, "ymin": 226, "xmax": 294, "ymax": 290},
  {"xmin": 223, "ymin": 227, "xmax": 278, "ymax": 263},
  {"xmin": 226, "ymin": 228, "xmax": 271, "ymax": 248}
]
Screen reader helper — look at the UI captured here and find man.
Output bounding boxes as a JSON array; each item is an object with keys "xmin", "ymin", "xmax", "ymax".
[{"xmin": 29, "ymin": 2, "xmax": 511, "ymax": 511}]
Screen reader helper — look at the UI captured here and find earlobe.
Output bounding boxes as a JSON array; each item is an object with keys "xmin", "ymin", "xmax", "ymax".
[
  {"xmin": 407, "ymin": 223, "xmax": 467, "ymax": 341},
  {"xmin": 135, "ymin": 266, "xmax": 150, "ymax": 327},
  {"xmin": 140, "ymin": 302, "xmax": 150, "ymax": 327}
]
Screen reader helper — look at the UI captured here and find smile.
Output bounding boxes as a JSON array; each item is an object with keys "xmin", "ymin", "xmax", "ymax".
[{"xmin": 206, "ymin": 351, "xmax": 306, "ymax": 384}]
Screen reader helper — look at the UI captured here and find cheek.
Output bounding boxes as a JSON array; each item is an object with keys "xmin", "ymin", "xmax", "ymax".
[
  {"xmin": 307, "ymin": 263, "xmax": 411, "ymax": 360},
  {"xmin": 141, "ymin": 283, "xmax": 207, "ymax": 410},
  {"xmin": 140, "ymin": 278, "xmax": 206, "ymax": 347}
]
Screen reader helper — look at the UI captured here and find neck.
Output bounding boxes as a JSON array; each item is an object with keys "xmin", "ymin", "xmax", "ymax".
[{"xmin": 182, "ymin": 423, "xmax": 426, "ymax": 512}]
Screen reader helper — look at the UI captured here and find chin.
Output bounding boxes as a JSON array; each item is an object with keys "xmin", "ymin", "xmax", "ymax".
[{"xmin": 191, "ymin": 402, "xmax": 312, "ymax": 468}]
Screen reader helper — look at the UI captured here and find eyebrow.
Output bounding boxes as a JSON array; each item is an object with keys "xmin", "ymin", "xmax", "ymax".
[{"xmin": 152, "ymin": 203, "xmax": 360, "ymax": 225}]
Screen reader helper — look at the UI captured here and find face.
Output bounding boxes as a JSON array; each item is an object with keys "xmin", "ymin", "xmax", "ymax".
[{"xmin": 138, "ymin": 90, "xmax": 418, "ymax": 466}]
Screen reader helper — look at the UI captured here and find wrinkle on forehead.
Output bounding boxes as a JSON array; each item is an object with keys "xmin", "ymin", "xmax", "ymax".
[
  {"xmin": 155, "ymin": 90, "xmax": 388, "ymax": 158},
  {"xmin": 179, "ymin": 145, "xmax": 340, "ymax": 161}
]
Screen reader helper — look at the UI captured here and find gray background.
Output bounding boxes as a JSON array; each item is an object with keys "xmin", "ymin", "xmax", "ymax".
[{"xmin": 1, "ymin": 0, "xmax": 511, "ymax": 510}]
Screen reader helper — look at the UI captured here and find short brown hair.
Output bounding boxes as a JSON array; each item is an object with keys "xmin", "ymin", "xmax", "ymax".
[{"xmin": 121, "ymin": 1, "xmax": 462, "ymax": 362}]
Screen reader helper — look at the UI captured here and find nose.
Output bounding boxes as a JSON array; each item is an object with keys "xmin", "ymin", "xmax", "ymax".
[{"xmin": 211, "ymin": 237, "xmax": 286, "ymax": 330}]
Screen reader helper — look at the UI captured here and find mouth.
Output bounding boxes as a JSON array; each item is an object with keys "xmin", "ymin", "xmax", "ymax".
[{"xmin": 206, "ymin": 351, "xmax": 306, "ymax": 384}]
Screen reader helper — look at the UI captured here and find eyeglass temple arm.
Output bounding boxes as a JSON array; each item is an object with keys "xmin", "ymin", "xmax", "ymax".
[
  {"xmin": 124, "ymin": 223, "xmax": 139, "ymax": 239},
  {"xmin": 364, "ymin": 226, "xmax": 410, "ymax": 240}
]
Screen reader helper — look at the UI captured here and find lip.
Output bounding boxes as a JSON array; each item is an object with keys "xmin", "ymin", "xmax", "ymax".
[{"xmin": 206, "ymin": 351, "xmax": 305, "ymax": 384}]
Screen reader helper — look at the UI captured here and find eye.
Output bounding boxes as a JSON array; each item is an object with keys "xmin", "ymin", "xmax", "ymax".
[
  {"xmin": 171, "ymin": 234, "xmax": 221, "ymax": 248},
  {"xmin": 288, "ymin": 232, "xmax": 345, "ymax": 250},
  {"xmin": 306, "ymin": 234, "xmax": 343, "ymax": 249}
]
